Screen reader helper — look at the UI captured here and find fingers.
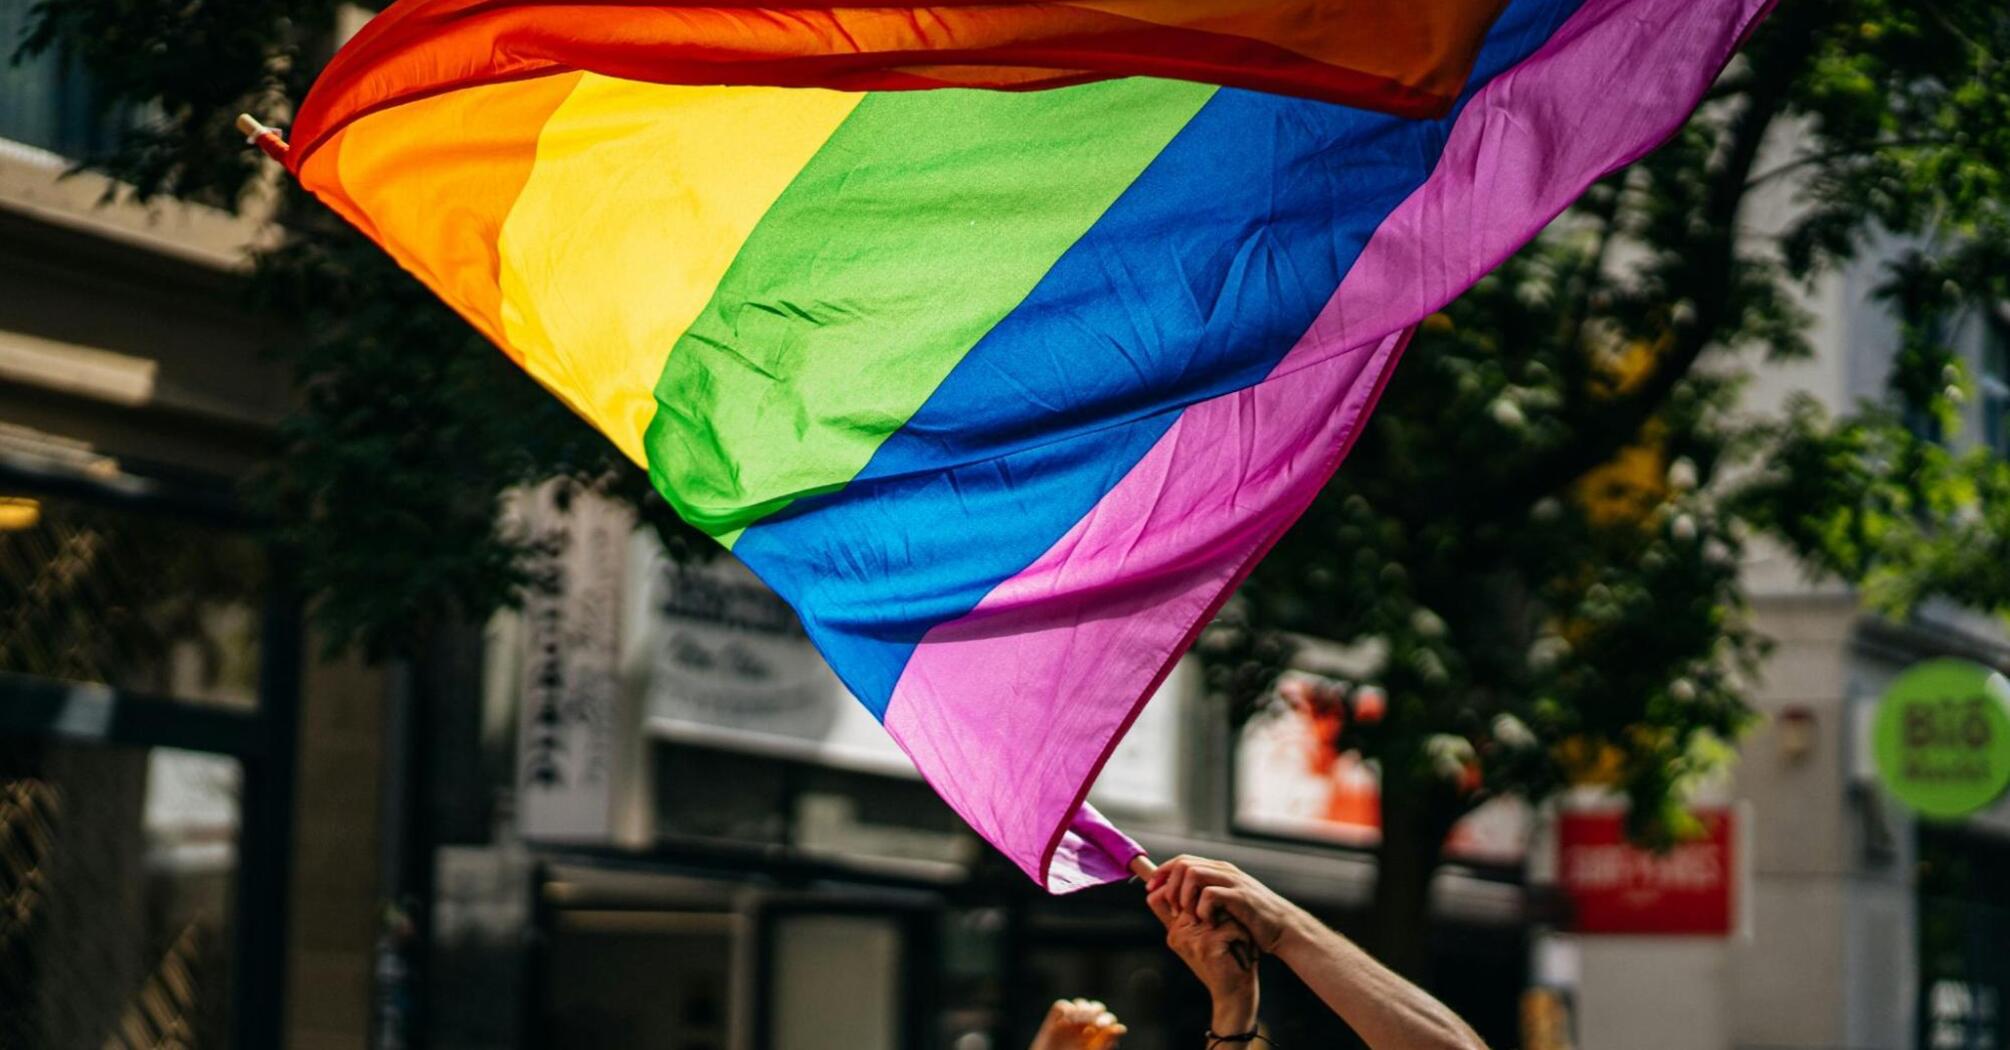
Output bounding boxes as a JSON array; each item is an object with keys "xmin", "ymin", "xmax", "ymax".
[
  {"xmin": 1171, "ymin": 862, "xmax": 1224, "ymax": 915},
  {"xmin": 1158, "ymin": 862, "xmax": 1188, "ymax": 916},
  {"xmin": 1031, "ymin": 999, "xmax": 1069, "ymax": 1049},
  {"xmin": 1066, "ymin": 999, "xmax": 1110, "ymax": 1026},
  {"xmin": 1146, "ymin": 855, "xmax": 1232, "ymax": 887},
  {"xmin": 1037, "ymin": 998, "xmax": 1126, "ymax": 1050},
  {"xmin": 1179, "ymin": 865, "xmax": 1208, "ymax": 915},
  {"xmin": 1144, "ymin": 856, "xmax": 1247, "ymax": 917},
  {"xmin": 1196, "ymin": 885, "xmax": 1240, "ymax": 926},
  {"xmin": 1144, "ymin": 884, "xmax": 1177, "ymax": 927},
  {"xmin": 1070, "ymin": 1000, "xmax": 1123, "ymax": 1042},
  {"xmin": 1150, "ymin": 887, "xmax": 1217, "ymax": 950},
  {"xmin": 1145, "ymin": 855, "xmax": 1206, "ymax": 915},
  {"xmin": 1174, "ymin": 907, "xmax": 1258, "ymax": 961}
]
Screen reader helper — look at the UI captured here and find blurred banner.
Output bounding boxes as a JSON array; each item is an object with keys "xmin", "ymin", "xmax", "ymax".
[
  {"xmin": 630, "ymin": 547, "xmax": 911, "ymax": 777},
  {"xmin": 626, "ymin": 540, "xmax": 1186, "ymax": 816},
  {"xmin": 511, "ymin": 482, "xmax": 635, "ymax": 843},
  {"xmin": 1234, "ymin": 671, "xmax": 1528, "ymax": 864},
  {"xmin": 1556, "ymin": 807, "xmax": 1734, "ymax": 936}
]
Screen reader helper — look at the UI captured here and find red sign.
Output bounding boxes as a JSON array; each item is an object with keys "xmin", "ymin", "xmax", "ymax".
[{"xmin": 1557, "ymin": 808, "xmax": 1734, "ymax": 935}]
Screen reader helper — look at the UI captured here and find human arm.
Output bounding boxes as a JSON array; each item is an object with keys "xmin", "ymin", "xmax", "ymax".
[
  {"xmin": 1147, "ymin": 856, "xmax": 1488, "ymax": 1050},
  {"xmin": 1144, "ymin": 876, "xmax": 1260, "ymax": 1040}
]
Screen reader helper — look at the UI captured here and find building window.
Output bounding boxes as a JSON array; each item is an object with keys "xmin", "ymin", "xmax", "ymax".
[
  {"xmin": 0, "ymin": 489, "xmax": 266, "ymax": 709},
  {"xmin": 1984, "ymin": 315, "xmax": 2010, "ymax": 459},
  {"xmin": 0, "ymin": 0, "xmax": 123, "ymax": 157}
]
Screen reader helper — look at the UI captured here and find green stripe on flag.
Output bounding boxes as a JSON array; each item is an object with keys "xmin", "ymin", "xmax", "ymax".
[{"xmin": 641, "ymin": 78, "xmax": 1214, "ymax": 545}]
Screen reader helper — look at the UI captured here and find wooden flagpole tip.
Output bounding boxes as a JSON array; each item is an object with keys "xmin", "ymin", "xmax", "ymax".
[
  {"xmin": 1127, "ymin": 854, "xmax": 1157, "ymax": 881},
  {"xmin": 236, "ymin": 113, "xmax": 291, "ymax": 161}
]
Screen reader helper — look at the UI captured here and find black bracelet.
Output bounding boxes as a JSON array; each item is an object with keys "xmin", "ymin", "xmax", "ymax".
[{"xmin": 1205, "ymin": 1027, "xmax": 1274, "ymax": 1047}]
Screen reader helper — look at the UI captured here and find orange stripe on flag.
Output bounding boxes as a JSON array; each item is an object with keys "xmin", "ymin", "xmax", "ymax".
[{"xmin": 297, "ymin": 72, "xmax": 584, "ymax": 362}]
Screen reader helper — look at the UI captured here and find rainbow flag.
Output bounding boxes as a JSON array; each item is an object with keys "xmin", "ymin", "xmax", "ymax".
[{"xmin": 285, "ymin": 0, "xmax": 1771, "ymax": 890}]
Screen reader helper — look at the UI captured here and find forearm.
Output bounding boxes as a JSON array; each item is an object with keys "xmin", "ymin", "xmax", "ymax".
[{"xmin": 1272, "ymin": 911, "xmax": 1487, "ymax": 1050}]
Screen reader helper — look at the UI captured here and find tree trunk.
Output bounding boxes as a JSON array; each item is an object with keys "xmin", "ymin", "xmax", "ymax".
[{"xmin": 1369, "ymin": 776, "xmax": 1458, "ymax": 982}]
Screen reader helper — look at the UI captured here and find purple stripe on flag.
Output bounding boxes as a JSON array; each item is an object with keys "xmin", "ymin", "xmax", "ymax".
[
  {"xmin": 884, "ymin": 0, "xmax": 1774, "ymax": 891},
  {"xmin": 886, "ymin": 328, "xmax": 1409, "ymax": 891}
]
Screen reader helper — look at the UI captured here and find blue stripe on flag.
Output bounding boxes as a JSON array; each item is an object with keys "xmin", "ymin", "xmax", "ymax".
[{"xmin": 735, "ymin": 0, "xmax": 1587, "ymax": 715}]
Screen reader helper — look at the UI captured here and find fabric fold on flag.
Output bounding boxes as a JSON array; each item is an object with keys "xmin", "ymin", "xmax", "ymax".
[
  {"xmin": 286, "ymin": 0, "xmax": 1772, "ymax": 891},
  {"xmin": 288, "ymin": 0, "xmax": 1513, "ymax": 166}
]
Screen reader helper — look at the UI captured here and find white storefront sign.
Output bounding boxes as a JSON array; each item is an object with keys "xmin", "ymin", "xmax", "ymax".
[
  {"xmin": 511, "ymin": 482, "xmax": 633, "ymax": 842},
  {"xmin": 627, "ymin": 544, "xmax": 915, "ymax": 776},
  {"xmin": 626, "ymin": 536, "xmax": 1185, "ymax": 815}
]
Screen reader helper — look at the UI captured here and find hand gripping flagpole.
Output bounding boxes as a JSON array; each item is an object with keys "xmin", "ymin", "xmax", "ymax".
[{"xmin": 235, "ymin": 113, "xmax": 290, "ymax": 162}]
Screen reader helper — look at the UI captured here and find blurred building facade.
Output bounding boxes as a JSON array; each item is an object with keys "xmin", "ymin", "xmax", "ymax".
[
  {"xmin": 429, "ymin": 265, "xmax": 2010, "ymax": 1050},
  {"xmin": 4, "ymin": 5, "xmax": 2006, "ymax": 1048},
  {"xmin": 0, "ymin": 6, "xmax": 391, "ymax": 1046},
  {"xmin": 10, "ymin": 7, "xmax": 1528, "ymax": 1047},
  {"xmin": 1534, "ymin": 148, "xmax": 2010, "ymax": 1050},
  {"xmin": 420, "ymin": 489, "xmax": 1533, "ymax": 1050},
  {"xmin": 414, "ymin": 91, "xmax": 2010, "ymax": 1050}
]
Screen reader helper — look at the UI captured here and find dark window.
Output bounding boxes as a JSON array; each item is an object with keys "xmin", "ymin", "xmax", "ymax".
[
  {"xmin": 0, "ymin": 0, "xmax": 124, "ymax": 157},
  {"xmin": 1984, "ymin": 316, "xmax": 2009, "ymax": 459},
  {"xmin": 1917, "ymin": 825, "xmax": 2010, "ymax": 1050},
  {"xmin": 0, "ymin": 490, "xmax": 266, "ymax": 709}
]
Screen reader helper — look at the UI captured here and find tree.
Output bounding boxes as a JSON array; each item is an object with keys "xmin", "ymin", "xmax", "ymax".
[
  {"xmin": 1207, "ymin": 0, "xmax": 2010, "ymax": 977},
  {"xmin": 15, "ymin": 0, "xmax": 709, "ymax": 662},
  {"xmin": 17, "ymin": 10, "xmax": 705, "ymax": 1040},
  {"xmin": 22, "ymin": 0, "xmax": 2010, "ymax": 984}
]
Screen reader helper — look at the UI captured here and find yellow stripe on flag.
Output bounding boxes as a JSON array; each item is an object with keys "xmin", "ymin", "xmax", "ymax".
[
  {"xmin": 497, "ymin": 77, "xmax": 864, "ymax": 465},
  {"xmin": 324, "ymin": 72, "xmax": 584, "ymax": 359}
]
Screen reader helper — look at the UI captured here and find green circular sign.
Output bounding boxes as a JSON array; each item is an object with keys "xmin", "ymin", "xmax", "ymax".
[{"xmin": 1873, "ymin": 659, "xmax": 2010, "ymax": 820}]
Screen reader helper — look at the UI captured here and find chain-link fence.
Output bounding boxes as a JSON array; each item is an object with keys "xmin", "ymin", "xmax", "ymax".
[
  {"xmin": 0, "ymin": 741, "xmax": 239, "ymax": 1050},
  {"xmin": 0, "ymin": 490, "xmax": 263, "ymax": 710}
]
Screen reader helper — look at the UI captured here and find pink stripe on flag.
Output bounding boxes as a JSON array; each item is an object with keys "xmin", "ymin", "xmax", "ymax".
[
  {"xmin": 887, "ymin": 330, "xmax": 1409, "ymax": 891},
  {"xmin": 884, "ymin": 0, "xmax": 1774, "ymax": 891}
]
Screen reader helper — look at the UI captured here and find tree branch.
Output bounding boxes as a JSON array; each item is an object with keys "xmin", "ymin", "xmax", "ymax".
[
  {"xmin": 1745, "ymin": 137, "xmax": 1955, "ymax": 189},
  {"xmin": 1917, "ymin": 0, "xmax": 1997, "ymax": 70},
  {"xmin": 1489, "ymin": 8, "xmax": 1832, "ymax": 512},
  {"xmin": 1558, "ymin": 174, "xmax": 1632, "ymax": 392}
]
